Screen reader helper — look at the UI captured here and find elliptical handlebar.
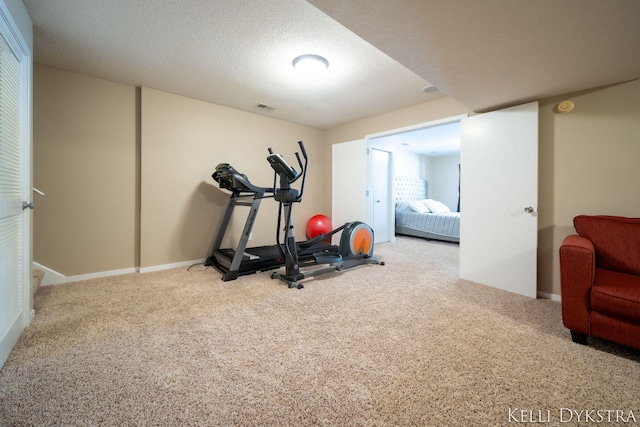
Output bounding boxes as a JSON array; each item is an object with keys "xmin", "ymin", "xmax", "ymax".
[
  {"xmin": 297, "ymin": 140, "xmax": 307, "ymax": 160},
  {"xmin": 267, "ymin": 140, "xmax": 308, "ymax": 203},
  {"xmin": 296, "ymin": 141, "xmax": 308, "ymax": 201}
]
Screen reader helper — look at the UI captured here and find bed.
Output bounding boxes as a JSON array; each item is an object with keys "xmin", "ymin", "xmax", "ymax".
[{"xmin": 394, "ymin": 176, "xmax": 460, "ymax": 243}]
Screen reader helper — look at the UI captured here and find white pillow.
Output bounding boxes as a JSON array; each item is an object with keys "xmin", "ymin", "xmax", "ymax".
[
  {"xmin": 408, "ymin": 200, "xmax": 431, "ymax": 213},
  {"xmin": 423, "ymin": 199, "xmax": 451, "ymax": 213}
]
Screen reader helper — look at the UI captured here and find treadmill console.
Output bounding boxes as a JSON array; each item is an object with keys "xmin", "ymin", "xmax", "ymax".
[{"xmin": 212, "ymin": 163, "xmax": 271, "ymax": 194}]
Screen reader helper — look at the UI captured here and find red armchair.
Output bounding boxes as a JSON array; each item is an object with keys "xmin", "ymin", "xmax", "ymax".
[{"xmin": 559, "ymin": 215, "xmax": 640, "ymax": 350}]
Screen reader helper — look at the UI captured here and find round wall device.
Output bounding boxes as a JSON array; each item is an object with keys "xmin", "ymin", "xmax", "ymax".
[{"xmin": 556, "ymin": 100, "xmax": 575, "ymax": 114}]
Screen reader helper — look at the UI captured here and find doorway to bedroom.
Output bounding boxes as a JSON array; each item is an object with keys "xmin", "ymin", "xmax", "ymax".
[
  {"xmin": 367, "ymin": 115, "xmax": 465, "ymax": 245},
  {"xmin": 365, "ymin": 102, "xmax": 539, "ymax": 299}
]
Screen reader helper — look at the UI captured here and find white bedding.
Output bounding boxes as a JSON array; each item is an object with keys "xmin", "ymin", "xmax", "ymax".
[
  {"xmin": 393, "ymin": 176, "xmax": 460, "ymax": 243},
  {"xmin": 395, "ymin": 201, "xmax": 460, "ymax": 243}
]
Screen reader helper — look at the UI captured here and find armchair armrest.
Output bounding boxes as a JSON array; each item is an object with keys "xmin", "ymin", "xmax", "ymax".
[{"xmin": 559, "ymin": 235, "xmax": 595, "ymax": 334}]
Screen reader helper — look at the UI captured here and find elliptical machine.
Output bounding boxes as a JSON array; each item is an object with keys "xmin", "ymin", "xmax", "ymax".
[{"xmin": 267, "ymin": 141, "xmax": 383, "ymax": 289}]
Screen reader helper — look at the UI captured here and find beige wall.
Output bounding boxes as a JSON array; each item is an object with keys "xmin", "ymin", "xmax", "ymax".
[
  {"xmin": 537, "ymin": 79, "xmax": 640, "ymax": 296},
  {"xmin": 33, "ymin": 63, "xmax": 639, "ymax": 296},
  {"xmin": 33, "ymin": 64, "xmax": 137, "ymax": 276},
  {"xmin": 140, "ymin": 87, "xmax": 325, "ymax": 268},
  {"xmin": 33, "ymin": 65, "xmax": 326, "ymax": 276}
]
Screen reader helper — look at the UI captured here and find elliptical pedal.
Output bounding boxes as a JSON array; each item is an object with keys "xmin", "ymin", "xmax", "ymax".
[{"xmin": 313, "ymin": 251, "xmax": 342, "ymax": 265}]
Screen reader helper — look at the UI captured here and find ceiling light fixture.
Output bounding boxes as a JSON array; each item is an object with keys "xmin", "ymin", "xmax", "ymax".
[
  {"xmin": 292, "ymin": 54, "xmax": 329, "ymax": 75},
  {"xmin": 422, "ymin": 85, "xmax": 438, "ymax": 94}
]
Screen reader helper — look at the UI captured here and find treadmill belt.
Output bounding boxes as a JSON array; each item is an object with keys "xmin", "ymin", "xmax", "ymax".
[{"xmin": 211, "ymin": 241, "xmax": 338, "ymax": 277}]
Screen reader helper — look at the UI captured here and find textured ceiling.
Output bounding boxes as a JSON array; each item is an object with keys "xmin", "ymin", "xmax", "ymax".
[
  {"xmin": 23, "ymin": 0, "xmax": 442, "ymax": 129},
  {"xmin": 308, "ymin": 0, "xmax": 640, "ymax": 113},
  {"xmin": 23, "ymin": 0, "xmax": 640, "ymax": 131},
  {"xmin": 371, "ymin": 121, "xmax": 462, "ymax": 157}
]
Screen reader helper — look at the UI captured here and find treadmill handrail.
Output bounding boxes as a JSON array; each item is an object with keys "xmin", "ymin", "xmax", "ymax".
[{"xmin": 213, "ymin": 163, "xmax": 274, "ymax": 194}]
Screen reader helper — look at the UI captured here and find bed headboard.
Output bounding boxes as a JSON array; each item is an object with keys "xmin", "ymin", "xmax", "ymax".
[{"xmin": 394, "ymin": 176, "xmax": 429, "ymax": 202}]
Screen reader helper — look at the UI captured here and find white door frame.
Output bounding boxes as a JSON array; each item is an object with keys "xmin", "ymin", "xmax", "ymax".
[
  {"xmin": 365, "ymin": 114, "xmax": 467, "ymax": 243},
  {"xmin": 368, "ymin": 146, "xmax": 394, "ymax": 243}
]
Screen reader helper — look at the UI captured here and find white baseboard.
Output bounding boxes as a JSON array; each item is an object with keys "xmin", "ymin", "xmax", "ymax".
[
  {"xmin": 34, "ymin": 262, "xmax": 137, "ymax": 285},
  {"xmin": 33, "ymin": 262, "xmax": 66, "ymax": 286},
  {"xmin": 537, "ymin": 291, "xmax": 561, "ymax": 302},
  {"xmin": 139, "ymin": 259, "xmax": 205, "ymax": 274},
  {"xmin": 0, "ymin": 311, "xmax": 24, "ymax": 369},
  {"xmin": 34, "ymin": 259, "xmax": 206, "ymax": 286},
  {"xmin": 66, "ymin": 267, "xmax": 139, "ymax": 284}
]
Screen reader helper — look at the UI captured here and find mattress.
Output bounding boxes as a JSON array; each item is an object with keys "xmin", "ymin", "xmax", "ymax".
[{"xmin": 395, "ymin": 201, "xmax": 460, "ymax": 243}]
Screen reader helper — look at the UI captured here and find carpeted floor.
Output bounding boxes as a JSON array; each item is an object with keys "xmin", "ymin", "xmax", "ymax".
[{"xmin": 1, "ymin": 236, "xmax": 639, "ymax": 426}]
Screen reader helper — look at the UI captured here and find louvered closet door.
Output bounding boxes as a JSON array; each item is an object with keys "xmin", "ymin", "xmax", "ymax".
[{"xmin": 0, "ymin": 29, "xmax": 25, "ymax": 368}]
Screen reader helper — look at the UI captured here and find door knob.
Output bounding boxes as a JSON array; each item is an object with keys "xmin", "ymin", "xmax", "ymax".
[
  {"xmin": 524, "ymin": 206, "xmax": 534, "ymax": 213},
  {"xmin": 22, "ymin": 201, "xmax": 34, "ymax": 210}
]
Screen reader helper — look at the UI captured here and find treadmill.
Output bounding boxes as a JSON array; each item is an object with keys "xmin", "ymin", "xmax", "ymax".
[{"xmin": 204, "ymin": 163, "xmax": 332, "ymax": 281}]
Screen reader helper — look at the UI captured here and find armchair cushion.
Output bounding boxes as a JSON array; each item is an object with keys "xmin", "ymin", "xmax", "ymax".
[
  {"xmin": 574, "ymin": 215, "xmax": 640, "ymax": 276},
  {"xmin": 592, "ymin": 269, "xmax": 640, "ymax": 324}
]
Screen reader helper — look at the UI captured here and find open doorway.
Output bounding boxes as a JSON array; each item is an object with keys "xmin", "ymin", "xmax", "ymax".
[
  {"xmin": 332, "ymin": 103, "xmax": 539, "ymax": 298},
  {"xmin": 370, "ymin": 147, "xmax": 393, "ymax": 243},
  {"xmin": 367, "ymin": 115, "xmax": 466, "ymax": 245}
]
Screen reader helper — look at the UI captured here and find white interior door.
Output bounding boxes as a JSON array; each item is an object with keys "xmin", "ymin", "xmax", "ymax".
[
  {"xmin": 371, "ymin": 148, "xmax": 391, "ymax": 243},
  {"xmin": 460, "ymin": 102, "xmax": 538, "ymax": 298},
  {"xmin": 0, "ymin": 6, "xmax": 32, "ymax": 369},
  {"xmin": 332, "ymin": 140, "xmax": 368, "ymax": 244}
]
